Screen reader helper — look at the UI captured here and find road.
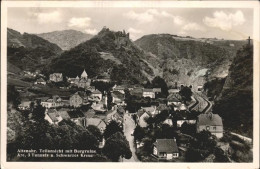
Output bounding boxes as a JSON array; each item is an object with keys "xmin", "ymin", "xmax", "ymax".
[
  {"xmin": 122, "ymin": 113, "xmax": 140, "ymax": 162},
  {"xmin": 190, "ymin": 92, "xmax": 212, "ymax": 113}
]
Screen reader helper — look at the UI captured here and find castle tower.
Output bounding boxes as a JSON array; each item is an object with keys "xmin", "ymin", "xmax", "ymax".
[{"xmin": 81, "ymin": 69, "xmax": 88, "ymax": 79}]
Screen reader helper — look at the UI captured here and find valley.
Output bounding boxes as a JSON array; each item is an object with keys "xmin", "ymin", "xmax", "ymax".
[{"xmin": 6, "ymin": 27, "xmax": 253, "ymax": 163}]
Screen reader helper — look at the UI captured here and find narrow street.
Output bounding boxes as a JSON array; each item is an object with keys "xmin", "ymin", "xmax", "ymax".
[{"xmin": 122, "ymin": 113, "xmax": 140, "ymax": 162}]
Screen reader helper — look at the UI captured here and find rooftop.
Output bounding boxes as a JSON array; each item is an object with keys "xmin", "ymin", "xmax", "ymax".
[
  {"xmin": 86, "ymin": 118, "xmax": 106, "ymax": 127},
  {"xmin": 154, "ymin": 139, "xmax": 179, "ymax": 153},
  {"xmin": 81, "ymin": 69, "xmax": 88, "ymax": 78},
  {"xmin": 143, "ymin": 88, "xmax": 154, "ymax": 92},
  {"xmin": 112, "ymin": 91, "xmax": 125, "ymax": 100},
  {"xmin": 197, "ymin": 112, "xmax": 223, "ymax": 126}
]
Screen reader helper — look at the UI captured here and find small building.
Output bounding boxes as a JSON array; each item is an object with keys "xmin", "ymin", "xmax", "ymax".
[
  {"xmin": 41, "ymin": 99, "xmax": 55, "ymax": 108},
  {"xmin": 86, "ymin": 117, "xmax": 107, "ymax": 133},
  {"xmin": 49, "ymin": 73, "xmax": 63, "ymax": 82},
  {"xmin": 196, "ymin": 112, "xmax": 223, "ymax": 138},
  {"xmin": 78, "ymin": 78, "xmax": 91, "ymax": 88},
  {"xmin": 153, "ymin": 88, "xmax": 161, "ymax": 94},
  {"xmin": 197, "ymin": 85, "xmax": 203, "ymax": 92},
  {"xmin": 106, "ymin": 110, "xmax": 123, "ymax": 124},
  {"xmin": 153, "ymin": 139, "xmax": 179, "ymax": 160},
  {"xmin": 44, "ymin": 109, "xmax": 63, "ymax": 125},
  {"xmin": 56, "ymin": 108, "xmax": 70, "ymax": 120},
  {"xmin": 163, "ymin": 118, "xmax": 173, "ymax": 126},
  {"xmin": 41, "ymin": 95, "xmax": 64, "ymax": 108},
  {"xmin": 91, "ymin": 89, "xmax": 102, "ymax": 101},
  {"xmin": 111, "ymin": 91, "xmax": 125, "ymax": 105},
  {"xmin": 67, "ymin": 109, "xmax": 85, "ymax": 125},
  {"xmin": 143, "ymin": 88, "xmax": 155, "ymax": 98},
  {"xmin": 69, "ymin": 92, "xmax": 87, "ymax": 107},
  {"xmin": 167, "ymin": 94, "xmax": 182, "ymax": 106},
  {"xmin": 174, "ymin": 103, "xmax": 187, "ymax": 112},
  {"xmin": 168, "ymin": 89, "xmax": 180, "ymax": 94},
  {"xmin": 137, "ymin": 109, "xmax": 152, "ymax": 127},
  {"xmin": 34, "ymin": 78, "xmax": 46, "ymax": 85},
  {"xmin": 112, "ymin": 85, "xmax": 125, "ymax": 94},
  {"xmin": 130, "ymin": 87, "xmax": 144, "ymax": 97},
  {"xmin": 18, "ymin": 101, "xmax": 31, "ymax": 110},
  {"xmin": 83, "ymin": 109, "xmax": 96, "ymax": 119},
  {"xmin": 142, "ymin": 106, "xmax": 157, "ymax": 116}
]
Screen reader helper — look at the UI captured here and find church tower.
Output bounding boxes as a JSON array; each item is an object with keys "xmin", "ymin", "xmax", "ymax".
[{"xmin": 81, "ymin": 69, "xmax": 88, "ymax": 79}]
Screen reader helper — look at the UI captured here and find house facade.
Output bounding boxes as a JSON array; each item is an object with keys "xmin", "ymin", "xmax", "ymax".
[
  {"xmin": 69, "ymin": 92, "xmax": 84, "ymax": 107},
  {"xmin": 91, "ymin": 89, "xmax": 102, "ymax": 101},
  {"xmin": 196, "ymin": 112, "xmax": 223, "ymax": 138},
  {"xmin": 153, "ymin": 139, "xmax": 179, "ymax": 160},
  {"xmin": 49, "ymin": 73, "xmax": 63, "ymax": 82},
  {"xmin": 143, "ymin": 89, "xmax": 155, "ymax": 98}
]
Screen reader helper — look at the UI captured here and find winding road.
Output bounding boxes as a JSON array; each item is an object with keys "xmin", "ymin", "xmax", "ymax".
[{"xmin": 122, "ymin": 113, "xmax": 140, "ymax": 162}]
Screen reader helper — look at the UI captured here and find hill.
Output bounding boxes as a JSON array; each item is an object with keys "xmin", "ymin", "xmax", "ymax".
[
  {"xmin": 212, "ymin": 44, "xmax": 253, "ymax": 138},
  {"xmin": 46, "ymin": 27, "xmax": 161, "ymax": 84},
  {"xmin": 37, "ymin": 30, "xmax": 93, "ymax": 50},
  {"xmin": 7, "ymin": 28, "xmax": 62, "ymax": 72},
  {"xmin": 135, "ymin": 34, "xmax": 247, "ymax": 88}
]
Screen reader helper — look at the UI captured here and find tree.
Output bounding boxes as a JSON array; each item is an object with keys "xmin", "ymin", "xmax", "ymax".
[
  {"xmin": 151, "ymin": 76, "xmax": 168, "ymax": 98},
  {"xmin": 180, "ymin": 122, "xmax": 196, "ymax": 136},
  {"xmin": 103, "ymin": 120, "xmax": 123, "ymax": 140},
  {"xmin": 142, "ymin": 137, "xmax": 154, "ymax": 154},
  {"xmin": 76, "ymin": 130, "xmax": 99, "ymax": 149},
  {"xmin": 133, "ymin": 125, "xmax": 146, "ymax": 142},
  {"xmin": 185, "ymin": 130, "xmax": 217, "ymax": 162},
  {"xmin": 7, "ymin": 85, "xmax": 21, "ymax": 108},
  {"xmin": 86, "ymin": 125, "xmax": 103, "ymax": 141},
  {"xmin": 179, "ymin": 86, "xmax": 192, "ymax": 103},
  {"xmin": 102, "ymin": 132, "xmax": 132, "ymax": 161},
  {"xmin": 31, "ymin": 101, "xmax": 46, "ymax": 122},
  {"xmin": 107, "ymin": 91, "xmax": 113, "ymax": 110}
]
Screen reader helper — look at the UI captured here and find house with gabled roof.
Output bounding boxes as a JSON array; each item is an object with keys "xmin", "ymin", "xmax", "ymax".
[
  {"xmin": 143, "ymin": 88, "xmax": 155, "ymax": 98},
  {"xmin": 18, "ymin": 100, "xmax": 31, "ymax": 110},
  {"xmin": 153, "ymin": 139, "xmax": 179, "ymax": 160},
  {"xmin": 69, "ymin": 91, "xmax": 87, "ymax": 107},
  {"xmin": 86, "ymin": 117, "xmax": 107, "ymax": 133},
  {"xmin": 44, "ymin": 109, "xmax": 63, "ymax": 125},
  {"xmin": 167, "ymin": 94, "xmax": 182, "ymax": 106},
  {"xmin": 111, "ymin": 91, "xmax": 125, "ymax": 105},
  {"xmin": 197, "ymin": 112, "xmax": 223, "ymax": 138},
  {"xmin": 137, "ymin": 109, "xmax": 152, "ymax": 127}
]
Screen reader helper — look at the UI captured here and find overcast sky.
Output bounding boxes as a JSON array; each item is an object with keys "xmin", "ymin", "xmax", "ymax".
[{"xmin": 7, "ymin": 7, "xmax": 253, "ymax": 40}]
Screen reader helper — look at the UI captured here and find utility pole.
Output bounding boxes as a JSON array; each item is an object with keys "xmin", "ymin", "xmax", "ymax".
[{"xmin": 247, "ymin": 36, "xmax": 251, "ymax": 45}]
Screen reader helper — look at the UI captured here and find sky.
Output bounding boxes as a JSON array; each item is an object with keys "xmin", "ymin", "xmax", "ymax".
[{"xmin": 7, "ymin": 7, "xmax": 253, "ymax": 40}]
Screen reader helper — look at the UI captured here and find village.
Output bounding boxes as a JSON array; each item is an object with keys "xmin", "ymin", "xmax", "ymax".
[{"xmin": 12, "ymin": 67, "xmax": 244, "ymax": 162}]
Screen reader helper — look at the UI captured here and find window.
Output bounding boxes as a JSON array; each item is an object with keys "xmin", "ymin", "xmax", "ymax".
[{"xmin": 213, "ymin": 126, "xmax": 216, "ymax": 130}]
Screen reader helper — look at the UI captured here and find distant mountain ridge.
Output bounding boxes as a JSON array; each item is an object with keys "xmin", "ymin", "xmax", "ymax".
[
  {"xmin": 37, "ymin": 30, "xmax": 93, "ymax": 50},
  {"xmin": 135, "ymin": 34, "xmax": 247, "ymax": 88},
  {"xmin": 7, "ymin": 28, "xmax": 62, "ymax": 72},
  {"xmin": 46, "ymin": 27, "xmax": 161, "ymax": 84}
]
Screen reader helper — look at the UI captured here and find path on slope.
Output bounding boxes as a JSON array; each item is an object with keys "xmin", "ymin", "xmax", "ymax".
[{"xmin": 123, "ymin": 113, "xmax": 140, "ymax": 162}]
